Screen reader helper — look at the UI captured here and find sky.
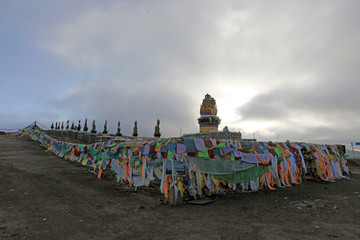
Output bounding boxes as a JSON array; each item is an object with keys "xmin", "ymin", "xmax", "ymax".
[{"xmin": 1, "ymin": 0, "xmax": 360, "ymax": 149}]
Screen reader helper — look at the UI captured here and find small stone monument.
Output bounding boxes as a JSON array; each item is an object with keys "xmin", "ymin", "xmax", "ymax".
[
  {"xmin": 116, "ymin": 121, "xmax": 122, "ymax": 136},
  {"xmin": 51, "ymin": 122, "xmax": 54, "ymax": 130},
  {"xmin": 61, "ymin": 122, "xmax": 64, "ymax": 130},
  {"xmin": 102, "ymin": 120, "xmax": 108, "ymax": 134},
  {"xmin": 66, "ymin": 120, "xmax": 69, "ymax": 130},
  {"xmin": 154, "ymin": 119, "xmax": 161, "ymax": 138},
  {"xmin": 132, "ymin": 121, "xmax": 138, "ymax": 137},
  {"xmin": 83, "ymin": 119, "xmax": 88, "ymax": 132},
  {"xmin": 55, "ymin": 122, "xmax": 58, "ymax": 130},
  {"xmin": 77, "ymin": 120, "xmax": 81, "ymax": 131},
  {"xmin": 71, "ymin": 121, "xmax": 75, "ymax": 130},
  {"xmin": 91, "ymin": 120, "xmax": 97, "ymax": 133}
]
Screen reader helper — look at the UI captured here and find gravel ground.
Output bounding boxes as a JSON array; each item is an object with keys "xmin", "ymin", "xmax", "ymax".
[{"xmin": 1, "ymin": 135, "xmax": 359, "ymax": 240}]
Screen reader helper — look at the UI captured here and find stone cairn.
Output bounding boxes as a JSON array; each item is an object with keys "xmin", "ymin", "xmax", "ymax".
[
  {"xmin": 77, "ymin": 120, "xmax": 81, "ymax": 131},
  {"xmin": 116, "ymin": 121, "xmax": 122, "ymax": 136},
  {"xmin": 103, "ymin": 121, "xmax": 108, "ymax": 134},
  {"xmin": 91, "ymin": 120, "xmax": 97, "ymax": 134},
  {"xmin": 154, "ymin": 119, "xmax": 161, "ymax": 138},
  {"xmin": 49, "ymin": 119, "xmax": 165, "ymax": 139},
  {"xmin": 83, "ymin": 119, "xmax": 88, "ymax": 132},
  {"xmin": 132, "ymin": 121, "xmax": 138, "ymax": 137}
]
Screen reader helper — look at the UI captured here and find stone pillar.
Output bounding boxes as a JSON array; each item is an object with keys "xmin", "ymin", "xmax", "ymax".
[
  {"xmin": 153, "ymin": 119, "xmax": 161, "ymax": 138},
  {"xmin": 132, "ymin": 121, "xmax": 138, "ymax": 137}
]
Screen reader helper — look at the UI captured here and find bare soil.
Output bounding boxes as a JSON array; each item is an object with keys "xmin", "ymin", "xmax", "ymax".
[{"xmin": 1, "ymin": 135, "xmax": 360, "ymax": 240}]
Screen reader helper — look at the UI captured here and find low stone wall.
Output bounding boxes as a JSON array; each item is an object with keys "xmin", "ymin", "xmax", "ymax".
[
  {"xmin": 183, "ymin": 131, "xmax": 244, "ymax": 141},
  {"xmin": 44, "ymin": 130, "xmax": 107, "ymax": 144},
  {"xmin": 44, "ymin": 129, "xmax": 255, "ymax": 145}
]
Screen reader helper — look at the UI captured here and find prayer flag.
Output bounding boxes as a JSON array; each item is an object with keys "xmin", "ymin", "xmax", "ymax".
[{"xmin": 274, "ymin": 147, "xmax": 283, "ymax": 155}]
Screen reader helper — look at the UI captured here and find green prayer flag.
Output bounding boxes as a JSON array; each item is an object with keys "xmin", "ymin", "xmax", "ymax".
[
  {"xmin": 215, "ymin": 143, "xmax": 225, "ymax": 148},
  {"xmin": 274, "ymin": 147, "xmax": 282, "ymax": 155},
  {"xmin": 215, "ymin": 166, "xmax": 269, "ymax": 183},
  {"xmin": 168, "ymin": 151, "xmax": 175, "ymax": 159},
  {"xmin": 198, "ymin": 151, "xmax": 210, "ymax": 159},
  {"xmin": 90, "ymin": 148, "xmax": 101, "ymax": 158},
  {"xmin": 61, "ymin": 147, "xmax": 72, "ymax": 155},
  {"xmin": 161, "ymin": 138, "xmax": 170, "ymax": 145}
]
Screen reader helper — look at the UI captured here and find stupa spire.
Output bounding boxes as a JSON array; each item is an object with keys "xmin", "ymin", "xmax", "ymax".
[{"xmin": 198, "ymin": 94, "xmax": 221, "ymax": 132}]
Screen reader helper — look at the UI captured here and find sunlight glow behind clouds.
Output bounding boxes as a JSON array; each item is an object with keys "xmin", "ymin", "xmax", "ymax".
[{"xmin": 42, "ymin": 1, "xmax": 360, "ymax": 141}]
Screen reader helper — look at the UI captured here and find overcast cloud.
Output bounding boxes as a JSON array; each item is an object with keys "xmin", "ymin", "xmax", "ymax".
[{"xmin": 1, "ymin": 0, "xmax": 360, "ymax": 148}]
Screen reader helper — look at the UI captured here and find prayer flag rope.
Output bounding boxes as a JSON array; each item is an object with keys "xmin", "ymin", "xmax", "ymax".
[{"xmin": 21, "ymin": 127, "xmax": 350, "ymax": 201}]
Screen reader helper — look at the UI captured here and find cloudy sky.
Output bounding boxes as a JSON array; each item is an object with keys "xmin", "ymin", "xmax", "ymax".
[{"xmin": 1, "ymin": 0, "xmax": 360, "ymax": 148}]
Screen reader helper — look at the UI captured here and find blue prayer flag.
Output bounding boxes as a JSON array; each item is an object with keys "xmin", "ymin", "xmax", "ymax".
[{"xmin": 355, "ymin": 142, "xmax": 360, "ymax": 145}]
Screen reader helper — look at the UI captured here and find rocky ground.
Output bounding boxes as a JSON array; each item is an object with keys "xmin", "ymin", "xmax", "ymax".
[{"xmin": 0, "ymin": 135, "xmax": 359, "ymax": 240}]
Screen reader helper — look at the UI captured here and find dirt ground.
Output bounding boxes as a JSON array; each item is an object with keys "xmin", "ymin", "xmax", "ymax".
[{"xmin": 1, "ymin": 135, "xmax": 359, "ymax": 240}]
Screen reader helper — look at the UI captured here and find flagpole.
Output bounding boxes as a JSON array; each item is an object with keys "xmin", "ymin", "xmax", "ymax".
[{"xmin": 351, "ymin": 142, "xmax": 355, "ymax": 159}]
